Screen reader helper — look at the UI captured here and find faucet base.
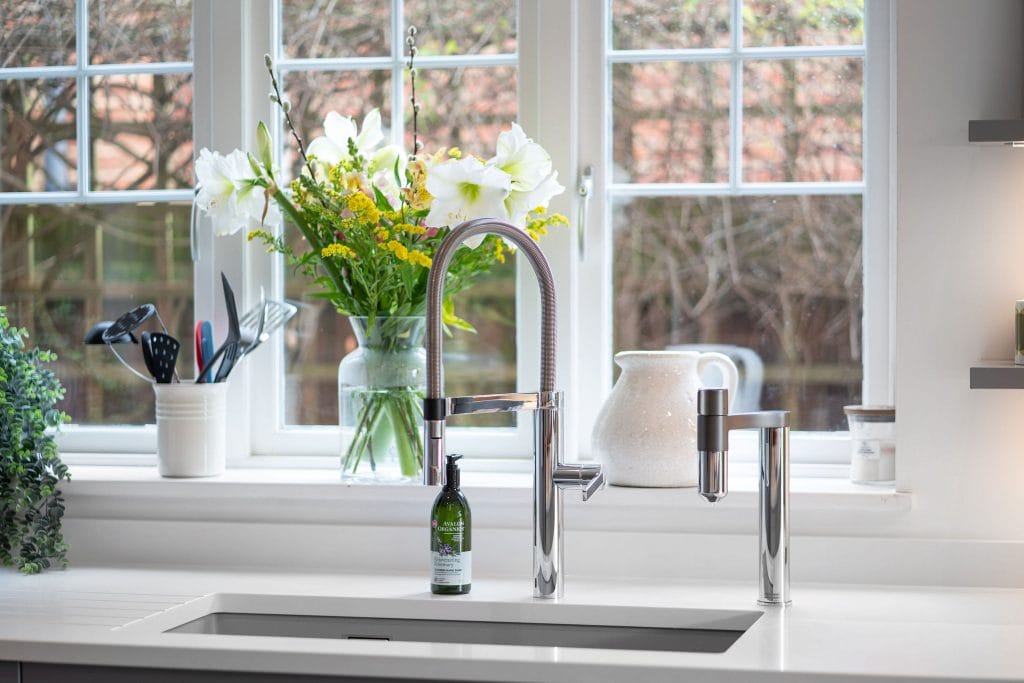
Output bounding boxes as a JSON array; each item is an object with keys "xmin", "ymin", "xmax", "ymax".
[{"xmin": 757, "ymin": 598, "xmax": 792, "ymax": 608}]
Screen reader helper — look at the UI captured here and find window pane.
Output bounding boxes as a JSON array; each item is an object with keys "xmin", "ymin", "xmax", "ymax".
[
  {"xmin": 743, "ymin": 0, "xmax": 864, "ymax": 47},
  {"xmin": 405, "ymin": 0, "xmax": 516, "ymax": 56},
  {"xmin": 0, "ymin": 1, "xmax": 76, "ymax": 68},
  {"xmin": 612, "ymin": 194, "xmax": 862, "ymax": 430},
  {"xmin": 88, "ymin": 0, "xmax": 192, "ymax": 64},
  {"xmin": 1, "ymin": 203, "xmax": 194, "ymax": 425},
  {"xmin": 743, "ymin": 58, "xmax": 862, "ymax": 182},
  {"xmin": 282, "ymin": 0, "xmax": 390, "ymax": 59},
  {"xmin": 613, "ymin": 62, "xmax": 730, "ymax": 184},
  {"xmin": 408, "ymin": 66, "xmax": 517, "ymax": 153},
  {"xmin": 1, "ymin": 78, "xmax": 77, "ymax": 192},
  {"xmin": 90, "ymin": 73, "xmax": 193, "ymax": 190},
  {"xmin": 282, "ymin": 69, "xmax": 392, "ymax": 181},
  {"xmin": 612, "ymin": 0, "xmax": 730, "ymax": 50}
]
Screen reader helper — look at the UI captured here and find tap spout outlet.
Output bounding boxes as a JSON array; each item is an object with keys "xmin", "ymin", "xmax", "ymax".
[{"xmin": 697, "ymin": 388, "xmax": 791, "ymax": 606}]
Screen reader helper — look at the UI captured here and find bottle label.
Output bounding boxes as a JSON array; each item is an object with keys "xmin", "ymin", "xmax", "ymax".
[
  {"xmin": 431, "ymin": 517, "xmax": 471, "ymax": 586},
  {"xmin": 855, "ymin": 439, "xmax": 880, "ymax": 461},
  {"xmin": 431, "ymin": 550, "xmax": 472, "ymax": 585}
]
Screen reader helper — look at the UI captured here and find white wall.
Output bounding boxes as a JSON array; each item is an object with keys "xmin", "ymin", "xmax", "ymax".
[{"xmin": 895, "ymin": 0, "xmax": 1024, "ymax": 540}]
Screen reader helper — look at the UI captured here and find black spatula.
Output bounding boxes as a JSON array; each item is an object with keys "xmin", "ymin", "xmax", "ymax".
[{"xmin": 142, "ymin": 331, "xmax": 180, "ymax": 383}]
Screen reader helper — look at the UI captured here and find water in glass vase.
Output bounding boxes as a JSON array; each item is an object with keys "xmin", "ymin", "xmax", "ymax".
[{"xmin": 339, "ymin": 316, "xmax": 425, "ymax": 483}]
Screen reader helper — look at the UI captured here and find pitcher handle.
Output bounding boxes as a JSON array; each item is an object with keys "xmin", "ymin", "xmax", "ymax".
[{"xmin": 697, "ymin": 352, "xmax": 740, "ymax": 412}]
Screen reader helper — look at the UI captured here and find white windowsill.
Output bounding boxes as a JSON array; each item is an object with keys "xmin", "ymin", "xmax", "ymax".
[{"xmin": 63, "ymin": 463, "xmax": 911, "ymax": 532}]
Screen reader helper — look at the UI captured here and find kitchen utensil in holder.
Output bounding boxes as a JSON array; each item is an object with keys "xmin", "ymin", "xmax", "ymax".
[{"xmin": 154, "ymin": 382, "xmax": 228, "ymax": 477}]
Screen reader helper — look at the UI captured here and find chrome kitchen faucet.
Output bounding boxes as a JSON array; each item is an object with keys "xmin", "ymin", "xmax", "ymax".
[
  {"xmin": 423, "ymin": 218, "xmax": 604, "ymax": 599},
  {"xmin": 697, "ymin": 388, "xmax": 791, "ymax": 606}
]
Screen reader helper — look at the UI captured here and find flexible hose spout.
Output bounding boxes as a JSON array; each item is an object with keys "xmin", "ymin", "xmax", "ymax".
[{"xmin": 423, "ymin": 219, "xmax": 558, "ymax": 486}]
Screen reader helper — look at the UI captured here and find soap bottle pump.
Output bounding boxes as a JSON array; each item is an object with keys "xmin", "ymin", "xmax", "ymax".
[{"xmin": 430, "ymin": 454, "xmax": 471, "ymax": 594}]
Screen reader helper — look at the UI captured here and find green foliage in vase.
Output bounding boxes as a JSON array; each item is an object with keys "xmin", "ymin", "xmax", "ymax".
[{"xmin": 0, "ymin": 306, "xmax": 71, "ymax": 574}]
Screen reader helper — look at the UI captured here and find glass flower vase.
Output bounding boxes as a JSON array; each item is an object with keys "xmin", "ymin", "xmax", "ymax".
[{"xmin": 339, "ymin": 316, "xmax": 426, "ymax": 483}]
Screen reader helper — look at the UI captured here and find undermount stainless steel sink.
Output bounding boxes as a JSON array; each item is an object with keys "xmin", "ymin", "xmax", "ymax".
[{"xmin": 158, "ymin": 595, "xmax": 762, "ymax": 654}]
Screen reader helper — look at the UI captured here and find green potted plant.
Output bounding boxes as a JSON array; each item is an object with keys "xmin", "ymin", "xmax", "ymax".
[{"xmin": 0, "ymin": 306, "xmax": 70, "ymax": 573}]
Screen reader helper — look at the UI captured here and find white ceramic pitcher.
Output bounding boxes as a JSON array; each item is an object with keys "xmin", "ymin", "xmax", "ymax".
[{"xmin": 591, "ymin": 350, "xmax": 739, "ymax": 487}]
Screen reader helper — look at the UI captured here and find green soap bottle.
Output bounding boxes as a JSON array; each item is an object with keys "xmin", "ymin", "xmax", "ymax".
[{"xmin": 430, "ymin": 454, "xmax": 471, "ymax": 594}]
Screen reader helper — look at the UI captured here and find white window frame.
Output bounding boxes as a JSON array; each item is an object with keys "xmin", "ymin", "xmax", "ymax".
[
  {"xmin": 1, "ymin": 0, "xmax": 194, "ymax": 455},
  {"xmin": 49, "ymin": 0, "xmax": 891, "ymax": 470},
  {"xmin": 573, "ymin": 0, "xmax": 892, "ymax": 465},
  {"xmin": 240, "ymin": 0, "xmax": 542, "ymax": 462}
]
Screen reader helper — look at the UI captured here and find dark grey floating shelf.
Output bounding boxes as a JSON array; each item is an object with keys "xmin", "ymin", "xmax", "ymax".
[
  {"xmin": 970, "ymin": 362, "xmax": 1024, "ymax": 389},
  {"xmin": 968, "ymin": 119, "xmax": 1024, "ymax": 145}
]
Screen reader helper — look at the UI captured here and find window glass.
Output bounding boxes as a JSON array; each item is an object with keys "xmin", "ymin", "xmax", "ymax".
[
  {"xmin": 408, "ymin": 66, "xmax": 517, "ymax": 154},
  {"xmin": 90, "ymin": 73, "xmax": 194, "ymax": 190},
  {"xmin": 612, "ymin": 61, "xmax": 730, "ymax": 184},
  {"xmin": 0, "ymin": 78, "xmax": 78, "ymax": 192},
  {"xmin": 609, "ymin": 1, "xmax": 865, "ymax": 431},
  {"xmin": 278, "ymin": 4, "xmax": 519, "ymax": 429},
  {"xmin": 404, "ymin": 0, "xmax": 516, "ymax": 56},
  {"xmin": 1, "ymin": 203, "xmax": 194, "ymax": 425},
  {"xmin": 88, "ymin": 0, "xmax": 193, "ymax": 64},
  {"xmin": 743, "ymin": 58, "xmax": 862, "ymax": 182},
  {"xmin": 611, "ymin": 0, "xmax": 731, "ymax": 50},
  {"xmin": 0, "ymin": 1, "xmax": 77, "ymax": 68},
  {"xmin": 743, "ymin": 0, "xmax": 864, "ymax": 47},
  {"xmin": 282, "ymin": 0, "xmax": 391, "ymax": 59}
]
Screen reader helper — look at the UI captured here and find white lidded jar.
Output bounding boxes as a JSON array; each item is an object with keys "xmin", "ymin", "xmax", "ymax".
[
  {"xmin": 844, "ymin": 405, "xmax": 895, "ymax": 485},
  {"xmin": 591, "ymin": 350, "xmax": 738, "ymax": 487}
]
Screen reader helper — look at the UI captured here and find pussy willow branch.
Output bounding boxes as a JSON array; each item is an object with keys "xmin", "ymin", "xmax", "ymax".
[
  {"xmin": 264, "ymin": 55, "xmax": 317, "ymax": 180},
  {"xmin": 406, "ymin": 26, "xmax": 421, "ymax": 156}
]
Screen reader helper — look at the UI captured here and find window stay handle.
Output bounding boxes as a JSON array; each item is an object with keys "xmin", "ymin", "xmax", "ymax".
[{"xmin": 576, "ymin": 165, "xmax": 593, "ymax": 262}]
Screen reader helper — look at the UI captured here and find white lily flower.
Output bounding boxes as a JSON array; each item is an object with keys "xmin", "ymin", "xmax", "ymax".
[
  {"xmin": 505, "ymin": 171, "xmax": 566, "ymax": 228},
  {"xmin": 488, "ymin": 123, "xmax": 552, "ymax": 193},
  {"xmin": 195, "ymin": 149, "xmax": 254, "ymax": 236},
  {"xmin": 307, "ymin": 108, "xmax": 385, "ymax": 168},
  {"xmin": 195, "ymin": 148, "xmax": 281, "ymax": 235},
  {"xmin": 424, "ymin": 157, "xmax": 512, "ymax": 236},
  {"xmin": 369, "ymin": 143, "xmax": 407, "ymax": 179},
  {"xmin": 236, "ymin": 177, "xmax": 282, "ymax": 231}
]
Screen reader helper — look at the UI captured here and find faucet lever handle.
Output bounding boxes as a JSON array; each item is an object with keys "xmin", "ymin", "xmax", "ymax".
[
  {"xmin": 553, "ymin": 463, "xmax": 605, "ymax": 501},
  {"xmin": 448, "ymin": 392, "xmax": 553, "ymax": 416}
]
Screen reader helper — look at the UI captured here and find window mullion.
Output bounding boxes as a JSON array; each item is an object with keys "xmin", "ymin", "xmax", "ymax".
[
  {"xmin": 391, "ymin": 0, "xmax": 404, "ymax": 145},
  {"xmin": 76, "ymin": 0, "xmax": 90, "ymax": 199},
  {"xmin": 729, "ymin": 0, "xmax": 743, "ymax": 190}
]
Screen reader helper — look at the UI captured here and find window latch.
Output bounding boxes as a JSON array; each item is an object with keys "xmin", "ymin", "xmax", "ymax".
[{"xmin": 576, "ymin": 165, "xmax": 593, "ymax": 262}]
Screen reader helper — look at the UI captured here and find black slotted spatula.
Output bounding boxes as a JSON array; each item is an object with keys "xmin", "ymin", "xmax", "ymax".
[{"xmin": 142, "ymin": 331, "xmax": 180, "ymax": 383}]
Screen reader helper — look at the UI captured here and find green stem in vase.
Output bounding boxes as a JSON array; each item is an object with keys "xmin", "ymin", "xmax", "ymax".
[
  {"xmin": 385, "ymin": 395, "xmax": 418, "ymax": 478},
  {"xmin": 343, "ymin": 393, "xmax": 387, "ymax": 473}
]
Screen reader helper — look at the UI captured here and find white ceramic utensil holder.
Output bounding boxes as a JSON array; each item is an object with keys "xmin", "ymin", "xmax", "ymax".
[
  {"xmin": 592, "ymin": 350, "xmax": 739, "ymax": 487},
  {"xmin": 154, "ymin": 382, "xmax": 228, "ymax": 478}
]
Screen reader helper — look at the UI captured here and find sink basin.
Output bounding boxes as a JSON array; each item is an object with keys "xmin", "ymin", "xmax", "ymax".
[{"xmin": 157, "ymin": 594, "xmax": 762, "ymax": 654}]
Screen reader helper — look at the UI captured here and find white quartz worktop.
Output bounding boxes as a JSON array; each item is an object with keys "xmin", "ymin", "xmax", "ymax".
[{"xmin": 1, "ymin": 567, "xmax": 1022, "ymax": 682}]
